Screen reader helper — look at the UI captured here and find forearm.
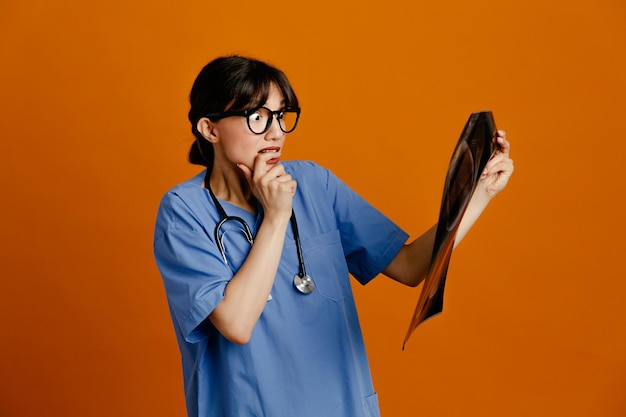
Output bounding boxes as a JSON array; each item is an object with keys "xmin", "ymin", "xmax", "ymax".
[
  {"xmin": 383, "ymin": 224, "xmax": 437, "ymax": 287},
  {"xmin": 209, "ymin": 216, "xmax": 290, "ymax": 344},
  {"xmin": 453, "ymin": 191, "xmax": 491, "ymax": 248},
  {"xmin": 455, "ymin": 130, "xmax": 514, "ymax": 246}
]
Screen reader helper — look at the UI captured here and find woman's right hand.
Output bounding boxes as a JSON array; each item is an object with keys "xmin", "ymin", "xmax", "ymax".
[{"xmin": 237, "ymin": 153, "xmax": 296, "ymax": 222}]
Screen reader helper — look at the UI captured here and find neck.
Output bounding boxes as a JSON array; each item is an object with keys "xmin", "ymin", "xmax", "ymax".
[{"xmin": 206, "ymin": 164, "xmax": 257, "ymax": 214}]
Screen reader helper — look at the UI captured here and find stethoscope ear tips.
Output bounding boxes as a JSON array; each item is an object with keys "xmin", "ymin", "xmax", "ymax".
[{"xmin": 294, "ymin": 274, "xmax": 315, "ymax": 294}]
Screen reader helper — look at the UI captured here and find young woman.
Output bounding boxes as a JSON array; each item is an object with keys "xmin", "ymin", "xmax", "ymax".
[{"xmin": 153, "ymin": 55, "xmax": 513, "ymax": 417}]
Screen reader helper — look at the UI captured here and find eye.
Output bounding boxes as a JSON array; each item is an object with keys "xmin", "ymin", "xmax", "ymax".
[
  {"xmin": 247, "ymin": 108, "xmax": 270, "ymax": 123},
  {"xmin": 248, "ymin": 112, "xmax": 263, "ymax": 122}
]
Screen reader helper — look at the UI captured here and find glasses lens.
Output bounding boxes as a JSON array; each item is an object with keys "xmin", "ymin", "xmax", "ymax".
[
  {"xmin": 246, "ymin": 107, "xmax": 271, "ymax": 134},
  {"xmin": 279, "ymin": 109, "xmax": 299, "ymax": 133}
]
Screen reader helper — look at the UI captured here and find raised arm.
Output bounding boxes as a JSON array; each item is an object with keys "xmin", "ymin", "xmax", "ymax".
[
  {"xmin": 208, "ymin": 154, "xmax": 296, "ymax": 344},
  {"xmin": 383, "ymin": 131, "xmax": 514, "ymax": 287}
]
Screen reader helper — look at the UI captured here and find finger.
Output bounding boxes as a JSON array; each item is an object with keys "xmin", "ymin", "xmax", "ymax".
[
  {"xmin": 496, "ymin": 130, "xmax": 510, "ymax": 156},
  {"xmin": 257, "ymin": 165, "xmax": 287, "ymax": 189},
  {"xmin": 264, "ymin": 162, "xmax": 286, "ymax": 178},
  {"xmin": 482, "ymin": 152, "xmax": 504, "ymax": 177},
  {"xmin": 278, "ymin": 179, "xmax": 297, "ymax": 195},
  {"xmin": 482, "ymin": 157, "xmax": 514, "ymax": 178},
  {"xmin": 253, "ymin": 151, "xmax": 283, "ymax": 177},
  {"xmin": 272, "ymin": 173, "xmax": 293, "ymax": 183},
  {"xmin": 482, "ymin": 151, "xmax": 513, "ymax": 176},
  {"xmin": 251, "ymin": 154, "xmax": 267, "ymax": 179}
]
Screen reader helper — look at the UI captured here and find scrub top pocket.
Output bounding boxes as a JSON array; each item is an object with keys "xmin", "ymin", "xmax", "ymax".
[{"xmin": 301, "ymin": 230, "xmax": 351, "ymax": 301}]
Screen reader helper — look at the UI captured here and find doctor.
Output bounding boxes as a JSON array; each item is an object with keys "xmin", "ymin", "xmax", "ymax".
[{"xmin": 153, "ymin": 55, "xmax": 513, "ymax": 417}]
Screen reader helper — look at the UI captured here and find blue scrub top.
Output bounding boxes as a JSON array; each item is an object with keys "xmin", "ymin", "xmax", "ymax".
[{"xmin": 154, "ymin": 161, "xmax": 408, "ymax": 417}]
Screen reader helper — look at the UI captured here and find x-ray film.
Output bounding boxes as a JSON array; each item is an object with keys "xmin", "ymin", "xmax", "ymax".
[{"xmin": 403, "ymin": 111, "xmax": 498, "ymax": 349}]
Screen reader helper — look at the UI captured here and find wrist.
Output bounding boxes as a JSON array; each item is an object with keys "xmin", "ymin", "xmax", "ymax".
[{"xmin": 262, "ymin": 211, "xmax": 292, "ymax": 229}]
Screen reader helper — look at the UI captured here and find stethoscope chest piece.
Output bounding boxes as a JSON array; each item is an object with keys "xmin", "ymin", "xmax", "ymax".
[{"xmin": 294, "ymin": 274, "xmax": 315, "ymax": 294}]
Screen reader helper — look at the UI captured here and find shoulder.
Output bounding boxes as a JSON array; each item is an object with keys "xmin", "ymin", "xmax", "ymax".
[
  {"xmin": 282, "ymin": 160, "xmax": 338, "ymax": 188},
  {"xmin": 165, "ymin": 170, "xmax": 205, "ymax": 196},
  {"xmin": 160, "ymin": 171, "xmax": 205, "ymax": 204},
  {"xmin": 282, "ymin": 160, "xmax": 324, "ymax": 174},
  {"xmin": 156, "ymin": 170, "xmax": 208, "ymax": 228}
]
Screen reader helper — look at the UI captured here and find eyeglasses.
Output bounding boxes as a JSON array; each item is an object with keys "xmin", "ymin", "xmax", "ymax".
[{"xmin": 205, "ymin": 106, "xmax": 301, "ymax": 135}]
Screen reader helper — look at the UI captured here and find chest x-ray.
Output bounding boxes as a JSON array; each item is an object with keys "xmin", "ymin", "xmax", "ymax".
[{"xmin": 403, "ymin": 111, "xmax": 498, "ymax": 349}]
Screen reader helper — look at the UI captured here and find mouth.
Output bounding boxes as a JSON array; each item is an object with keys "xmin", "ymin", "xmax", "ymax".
[
  {"xmin": 259, "ymin": 147, "xmax": 281, "ymax": 164},
  {"xmin": 259, "ymin": 147, "xmax": 280, "ymax": 154}
]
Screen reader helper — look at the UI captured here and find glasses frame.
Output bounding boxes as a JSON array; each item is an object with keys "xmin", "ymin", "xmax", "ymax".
[{"xmin": 204, "ymin": 106, "xmax": 301, "ymax": 135}]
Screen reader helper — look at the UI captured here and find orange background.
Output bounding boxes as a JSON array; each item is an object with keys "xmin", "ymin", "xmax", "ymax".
[{"xmin": 1, "ymin": 0, "xmax": 625, "ymax": 416}]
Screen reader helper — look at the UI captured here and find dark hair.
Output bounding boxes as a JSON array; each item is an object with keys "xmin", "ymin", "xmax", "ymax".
[{"xmin": 187, "ymin": 56, "xmax": 299, "ymax": 167}]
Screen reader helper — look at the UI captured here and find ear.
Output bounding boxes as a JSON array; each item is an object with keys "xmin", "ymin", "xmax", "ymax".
[{"xmin": 196, "ymin": 117, "xmax": 219, "ymax": 144}]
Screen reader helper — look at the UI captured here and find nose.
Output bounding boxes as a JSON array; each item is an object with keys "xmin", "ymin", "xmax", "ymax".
[{"xmin": 265, "ymin": 114, "xmax": 285, "ymax": 141}]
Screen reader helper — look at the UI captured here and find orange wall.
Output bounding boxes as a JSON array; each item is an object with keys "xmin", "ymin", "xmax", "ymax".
[{"xmin": 1, "ymin": 1, "xmax": 625, "ymax": 416}]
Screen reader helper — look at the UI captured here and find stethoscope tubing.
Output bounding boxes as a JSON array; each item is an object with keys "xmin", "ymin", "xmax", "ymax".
[
  {"xmin": 214, "ymin": 215, "xmax": 253, "ymax": 265},
  {"xmin": 205, "ymin": 171, "xmax": 314, "ymax": 294}
]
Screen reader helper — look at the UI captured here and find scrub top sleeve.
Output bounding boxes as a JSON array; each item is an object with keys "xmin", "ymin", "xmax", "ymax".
[
  {"xmin": 323, "ymin": 167, "xmax": 409, "ymax": 285},
  {"xmin": 154, "ymin": 192, "xmax": 232, "ymax": 344}
]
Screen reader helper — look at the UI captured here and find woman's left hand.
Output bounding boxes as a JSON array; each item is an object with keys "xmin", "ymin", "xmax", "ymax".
[{"xmin": 475, "ymin": 130, "xmax": 514, "ymax": 201}]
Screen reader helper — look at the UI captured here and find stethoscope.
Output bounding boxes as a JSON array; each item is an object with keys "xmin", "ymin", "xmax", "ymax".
[{"xmin": 205, "ymin": 173, "xmax": 315, "ymax": 295}]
